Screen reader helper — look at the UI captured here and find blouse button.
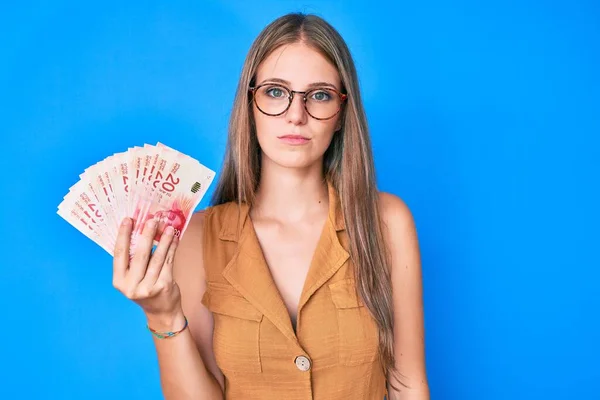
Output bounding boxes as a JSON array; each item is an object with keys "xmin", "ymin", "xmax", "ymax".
[{"xmin": 294, "ymin": 355, "xmax": 311, "ymax": 371}]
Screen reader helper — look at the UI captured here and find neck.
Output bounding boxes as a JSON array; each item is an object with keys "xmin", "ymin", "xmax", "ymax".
[{"xmin": 252, "ymin": 157, "xmax": 329, "ymax": 223}]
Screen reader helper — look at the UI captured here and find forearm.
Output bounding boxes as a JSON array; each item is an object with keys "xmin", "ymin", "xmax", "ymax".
[{"xmin": 149, "ymin": 313, "xmax": 223, "ymax": 400}]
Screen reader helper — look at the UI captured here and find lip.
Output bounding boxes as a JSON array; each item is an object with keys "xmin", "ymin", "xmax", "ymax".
[{"xmin": 277, "ymin": 135, "xmax": 311, "ymax": 145}]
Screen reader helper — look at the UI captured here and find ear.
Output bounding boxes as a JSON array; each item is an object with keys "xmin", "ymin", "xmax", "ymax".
[{"xmin": 335, "ymin": 118, "xmax": 343, "ymax": 132}]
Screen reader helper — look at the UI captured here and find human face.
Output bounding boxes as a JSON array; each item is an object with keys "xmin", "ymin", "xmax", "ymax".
[{"xmin": 252, "ymin": 42, "xmax": 344, "ymax": 170}]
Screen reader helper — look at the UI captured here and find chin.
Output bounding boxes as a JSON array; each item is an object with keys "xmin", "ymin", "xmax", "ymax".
[{"xmin": 263, "ymin": 151, "xmax": 319, "ymax": 170}]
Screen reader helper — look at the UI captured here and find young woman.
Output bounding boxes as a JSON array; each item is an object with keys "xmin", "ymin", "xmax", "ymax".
[{"xmin": 112, "ymin": 12, "xmax": 429, "ymax": 400}]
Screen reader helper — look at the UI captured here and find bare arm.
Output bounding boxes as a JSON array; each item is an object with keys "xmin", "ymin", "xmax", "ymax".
[
  {"xmin": 379, "ymin": 193, "xmax": 430, "ymax": 400},
  {"xmin": 112, "ymin": 212, "xmax": 224, "ymax": 400},
  {"xmin": 154, "ymin": 211, "xmax": 224, "ymax": 399}
]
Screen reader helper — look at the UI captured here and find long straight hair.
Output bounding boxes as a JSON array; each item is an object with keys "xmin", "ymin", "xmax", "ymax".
[{"xmin": 210, "ymin": 13, "xmax": 404, "ymax": 389}]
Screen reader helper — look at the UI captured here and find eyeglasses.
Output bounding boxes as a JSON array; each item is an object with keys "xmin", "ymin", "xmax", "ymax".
[{"xmin": 249, "ymin": 83, "xmax": 348, "ymax": 120}]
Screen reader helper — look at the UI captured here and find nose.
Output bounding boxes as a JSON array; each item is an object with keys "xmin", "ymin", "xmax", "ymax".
[{"xmin": 285, "ymin": 91, "xmax": 308, "ymax": 125}]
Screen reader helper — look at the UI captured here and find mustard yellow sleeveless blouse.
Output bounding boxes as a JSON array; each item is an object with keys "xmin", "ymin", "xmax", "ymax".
[{"xmin": 201, "ymin": 182, "xmax": 388, "ymax": 399}]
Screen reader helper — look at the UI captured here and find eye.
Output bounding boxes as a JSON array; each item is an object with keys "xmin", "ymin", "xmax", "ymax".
[
  {"xmin": 310, "ymin": 90, "xmax": 332, "ymax": 102},
  {"xmin": 264, "ymin": 86, "xmax": 288, "ymax": 99}
]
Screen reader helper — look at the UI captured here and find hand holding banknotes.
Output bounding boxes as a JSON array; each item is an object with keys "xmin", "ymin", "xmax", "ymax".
[
  {"xmin": 57, "ymin": 142, "xmax": 215, "ymax": 329},
  {"xmin": 112, "ymin": 215, "xmax": 183, "ymax": 327}
]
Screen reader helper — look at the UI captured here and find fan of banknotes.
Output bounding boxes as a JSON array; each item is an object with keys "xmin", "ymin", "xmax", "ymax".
[{"xmin": 57, "ymin": 142, "xmax": 215, "ymax": 256}]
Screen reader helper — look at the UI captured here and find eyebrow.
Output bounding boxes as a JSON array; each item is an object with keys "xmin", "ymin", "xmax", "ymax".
[{"xmin": 258, "ymin": 77, "xmax": 339, "ymax": 90}]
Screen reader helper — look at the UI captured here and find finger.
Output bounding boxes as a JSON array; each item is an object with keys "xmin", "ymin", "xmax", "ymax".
[
  {"xmin": 139, "ymin": 224, "xmax": 175, "ymax": 287},
  {"xmin": 156, "ymin": 235, "xmax": 179, "ymax": 284},
  {"xmin": 128, "ymin": 217, "xmax": 159, "ymax": 284},
  {"xmin": 113, "ymin": 218, "xmax": 133, "ymax": 282}
]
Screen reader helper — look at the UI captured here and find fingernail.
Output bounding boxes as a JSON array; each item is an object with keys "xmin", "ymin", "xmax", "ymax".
[
  {"xmin": 165, "ymin": 226, "xmax": 174, "ymax": 235},
  {"xmin": 122, "ymin": 218, "xmax": 131, "ymax": 226}
]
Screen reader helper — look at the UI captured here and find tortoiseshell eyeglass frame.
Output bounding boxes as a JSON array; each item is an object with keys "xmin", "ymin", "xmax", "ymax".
[{"xmin": 248, "ymin": 83, "xmax": 348, "ymax": 121}]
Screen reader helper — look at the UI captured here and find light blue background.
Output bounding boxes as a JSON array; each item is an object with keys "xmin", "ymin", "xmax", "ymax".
[{"xmin": 1, "ymin": 1, "xmax": 598, "ymax": 399}]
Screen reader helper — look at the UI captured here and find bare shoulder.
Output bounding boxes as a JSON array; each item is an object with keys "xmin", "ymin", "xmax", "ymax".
[
  {"xmin": 183, "ymin": 209, "xmax": 210, "ymax": 239},
  {"xmin": 376, "ymin": 190, "xmax": 420, "ymax": 279},
  {"xmin": 378, "ymin": 191, "xmax": 417, "ymax": 236},
  {"xmin": 173, "ymin": 207, "xmax": 211, "ymax": 293},
  {"xmin": 173, "ymin": 210, "xmax": 209, "ymax": 279}
]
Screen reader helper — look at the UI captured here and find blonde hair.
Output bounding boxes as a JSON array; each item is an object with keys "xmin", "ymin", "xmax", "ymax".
[{"xmin": 211, "ymin": 12, "xmax": 404, "ymax": 389}]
